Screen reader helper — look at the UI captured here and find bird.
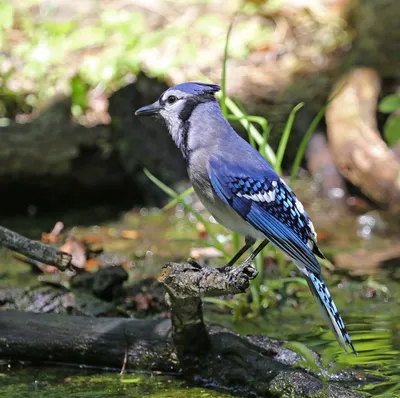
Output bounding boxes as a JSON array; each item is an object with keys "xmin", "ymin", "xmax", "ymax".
[{"xmin": 135, "ymin": 82, "xmax": 357, "ymax": 355}]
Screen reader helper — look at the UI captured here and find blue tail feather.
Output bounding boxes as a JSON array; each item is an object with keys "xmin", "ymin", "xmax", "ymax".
[{"xmin": 308, "ymin": 272, "xmax": 357, "ymax": 355}]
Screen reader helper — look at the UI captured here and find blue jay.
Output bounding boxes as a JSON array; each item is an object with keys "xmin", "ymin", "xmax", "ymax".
[{"xmin": 135, "ymin": 82, "xmax": 357, "ymax": 355}]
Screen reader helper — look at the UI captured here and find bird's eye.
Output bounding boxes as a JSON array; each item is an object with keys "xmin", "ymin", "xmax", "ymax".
[{"xmin": 167, "ymin": 95, "xmax": 177, "ymax": 104}]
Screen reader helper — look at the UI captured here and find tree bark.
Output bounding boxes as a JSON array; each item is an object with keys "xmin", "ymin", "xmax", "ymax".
[
  {"xmin": 326, "ymin": 68, "xmax": 400, "ymax": 212},
  {"xmin": 0, "ymin": 226, "xmax": 72, "ymax": 271},
  {"xmin": 0, "ymin": 312, "xmax": 176, "ymax": 372}
]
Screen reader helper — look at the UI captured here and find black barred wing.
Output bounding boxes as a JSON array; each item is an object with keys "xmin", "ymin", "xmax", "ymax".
[{"xmin": 210, "ymin": 169, "xmax": 322, "ymax": 275}]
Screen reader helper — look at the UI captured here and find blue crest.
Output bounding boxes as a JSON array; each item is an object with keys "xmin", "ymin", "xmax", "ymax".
[{"xmin": 170, "ymin": 82, "xmax": 220, "ymax": 96}]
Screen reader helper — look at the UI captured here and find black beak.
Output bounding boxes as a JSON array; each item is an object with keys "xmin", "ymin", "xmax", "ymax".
[{"xmin": 135, "ymin": 102, "xmax": 161, "ymax": 116}]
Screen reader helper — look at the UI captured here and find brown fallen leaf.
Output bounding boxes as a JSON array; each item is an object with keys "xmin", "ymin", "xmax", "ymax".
[
  {"xmin": 196, "ymin": 222, "xmax": 208, "ymax": 239},
  {"xmin": 42, "ymin": 221, "xmax": 64, "ymax": 243},
  {"xmin": 120, "ymin": 229, "xmax": 139, "ymax": 240},
  {"xmin": 316, "ymin": 231, "xmax": 328, "ymax": 241},
  {"xmin": 59, "ymin": 236, "xmax": 87, "ymax": 269},
  {"xmin": 82, "ymin": 234, "xmax": 104, "ymax": 244},
  {"xmin": 85, "ymin": 258, "xmax": 102, "ymax": 271}
]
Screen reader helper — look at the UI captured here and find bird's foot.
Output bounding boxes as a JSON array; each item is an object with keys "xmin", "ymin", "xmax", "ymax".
[
  {"xmin": 222, "ymin": 261, "xmax": 258, "ymax": 280},
  {"xmin": 224, "ymin": 262, "xmax": 258, "ymax": 292}
]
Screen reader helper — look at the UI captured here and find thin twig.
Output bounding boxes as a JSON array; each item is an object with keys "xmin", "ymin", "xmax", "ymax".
[{"xmin": 120, "ymin": 344, "xmax": 128, "ymax": 376}]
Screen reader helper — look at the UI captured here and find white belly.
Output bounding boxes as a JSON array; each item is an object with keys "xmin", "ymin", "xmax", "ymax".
[{"xmin": 193, "ymin": 183, "xmax": 264, "ymax": 240}]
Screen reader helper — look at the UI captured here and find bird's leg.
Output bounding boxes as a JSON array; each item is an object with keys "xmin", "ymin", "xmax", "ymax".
[
  {"xmin": 221, "ymin": 238, "xmax": 268, "ymax": 282},
  {"xmin": 222, "ymin": 239, "xmax": 269, "ymax": 282},
  {"xmin": 187, "ymin": 258, "xmax": 203, "ymax": 269},
  {"xmin": 240, "ymin": 238, "xmax": 269, "ymax": 268},
  {"xmin": 217, "ymin": 236, "xmax": 256, "ymax": 272}
]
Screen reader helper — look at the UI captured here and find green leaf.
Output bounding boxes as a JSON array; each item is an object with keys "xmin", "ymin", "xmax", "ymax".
[
  {"xmin": 40, "ymin": 20, "xmax": 77, "ymax": 36},
  {"xmin": 275, "ymin": 103, "xmax": 304, "ymax": 175},
  {"xmin": 379, "ymin": 94, "xmax": 400, "ymax": 114},
  {"xmin": 121, "ymin": 377, "xmax": 141, "ymax": 383},
  {"xmin": 70, "ymin": 75, "xmax": 89, "ymax": 110},
  {"xmin": 225, "ymin": 97, "xmax": 276, "ymax": 165},
  {"xmin": 221, "ymin": 19, "xmax": 234, "ymax": 117},
  {"xmin": 290, "ymin": 104, "xmax": 326, "ymax": 184},
  {"xmin": 67, "ymin": 26, "xmax": 105, "ymax": 51},
  {"xmin": 284, "ymin": 341, "xmax": 320, "ymax": 373},
  {"xmin": 383, "ymin": 115, "xmax": 400, "ymax": 147},
  {"xmin": 0, "ymin": 3, "xmax": 14, "ymax": 30}
]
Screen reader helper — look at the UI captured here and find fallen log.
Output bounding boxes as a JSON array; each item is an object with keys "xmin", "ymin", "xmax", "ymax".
[
  {"xmin": 0, "ymin": 261, "xmax": 363, "ymax": 397},
  {"xmin": 326, "ymin": 68, "xmax": 400, "ymax": 212}
]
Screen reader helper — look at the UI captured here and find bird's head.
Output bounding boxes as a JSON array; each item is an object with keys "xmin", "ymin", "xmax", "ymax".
[
  {"xmin": 135, "ymin": 82, "xmax": 221, "ymax": 156},
  {"xmin": 135, "ymin": 82, "xmax": 220, "ymax": 126}
]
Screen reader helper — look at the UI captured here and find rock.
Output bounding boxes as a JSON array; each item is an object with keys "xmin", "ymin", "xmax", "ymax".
[
  {"xmin": 108, "ymin": 74, "xmax": 187, "ymax": 203},
  {"xmin": 70, "ymin": 265, "xmax": 129, "ymax": 301},
  {"xmin": 269, "ymin": 371, "xmax": 363, "ymax": 398}
]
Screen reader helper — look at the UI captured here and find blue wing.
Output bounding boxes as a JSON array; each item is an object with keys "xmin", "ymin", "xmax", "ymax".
[
  {"xmin": 208, "ymin": 156, "xmax": 357, "ymax": 354},
  {"xmin": 209, "ymin": 154, "xmax": 357, "ymax": 354},
  {"xmin": 208, "ymin": 157, "xmax": 322, "ymax": 275}
]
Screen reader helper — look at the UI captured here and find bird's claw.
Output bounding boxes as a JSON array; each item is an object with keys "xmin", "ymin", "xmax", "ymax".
[
  {"xmin": 223, "ymin": 262, "xmax": 259, "ymax": 292},
  {"xmin": 236, "ymin": 262, "xmax": 258, "ymax": 280}
]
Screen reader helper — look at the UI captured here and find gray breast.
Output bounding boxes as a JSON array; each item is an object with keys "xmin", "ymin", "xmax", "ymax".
[{"xmin": 187, "ymin": 152, "xmax": 264, "ymax": 240}]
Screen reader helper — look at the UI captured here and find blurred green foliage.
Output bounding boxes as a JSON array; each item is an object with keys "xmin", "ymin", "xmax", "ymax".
[
  {"xmin": 0, "ymin": 1, "xmax": 272, "ymax": 118},
  {"xmin": 379, "ymin": 94, "xmax": 400, "ymax": 147}
]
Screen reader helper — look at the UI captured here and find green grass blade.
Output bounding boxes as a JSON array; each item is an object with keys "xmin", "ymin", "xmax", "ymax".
[
  {"xmin": 275, "ymin": 102, "xmax": 304, "ymax": 175},
  {"xmin": 144, "ymin": 168, "xmax": 178, "ymax": 197},
  {"xmin": 203, "ymin": 297, "xmax": 236, "ymax": 310},
  {"xmin": 232, "ymin": 232, "xmax": 240, "ymax": 254},
  {"xmin": 290, "ymin": 105, "xmax": 327, "ymax": 185},
  {"xmin": 221, "ymin": 19, "xmax": 234, "ymax": 117},
  {"xmin": 260, "ymin": 121, "xmax": 270, "ymax": 159},
  {"xmin": 236, "ymin": 101, "xmax": 255, "ymax": 148},
  {"xmin": 225, "ymin": 97, "xmax": 276, "ymax": 164},
  {"xmin": 284, "ymin": 341, "xmax": 320, "ymax": 373},
  {"xmin": 163, "ymin": 186, "xmax": 194, "ymax": 211},
  {"xmin": 144, "ymin": 169, "xmax": 229, "ymax": 257}
]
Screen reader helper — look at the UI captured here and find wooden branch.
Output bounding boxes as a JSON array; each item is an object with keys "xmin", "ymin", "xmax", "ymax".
[
  {"xmin": 326, "ymin": 68, "xmax": 400, "ymax": 212},
  {"xmin": 159, "ymin": 261, "xmax": 257, "ymax": 358},
  {"xmin": 159, "ymin": 260, "xmax": 257, "ymax": 298},
  {"xmin": 0, "ymin": 226, "xmax": 72, "ymax": 271}
]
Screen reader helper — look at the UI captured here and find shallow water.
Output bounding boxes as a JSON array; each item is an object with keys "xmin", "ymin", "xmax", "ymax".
[
  {"xmin": 0, "ymin": 366, "xmax": 234, "ymax": 398},
  {"xmin": 0, "ymin": 202, "xmax": 399, "ymax": 397}
]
